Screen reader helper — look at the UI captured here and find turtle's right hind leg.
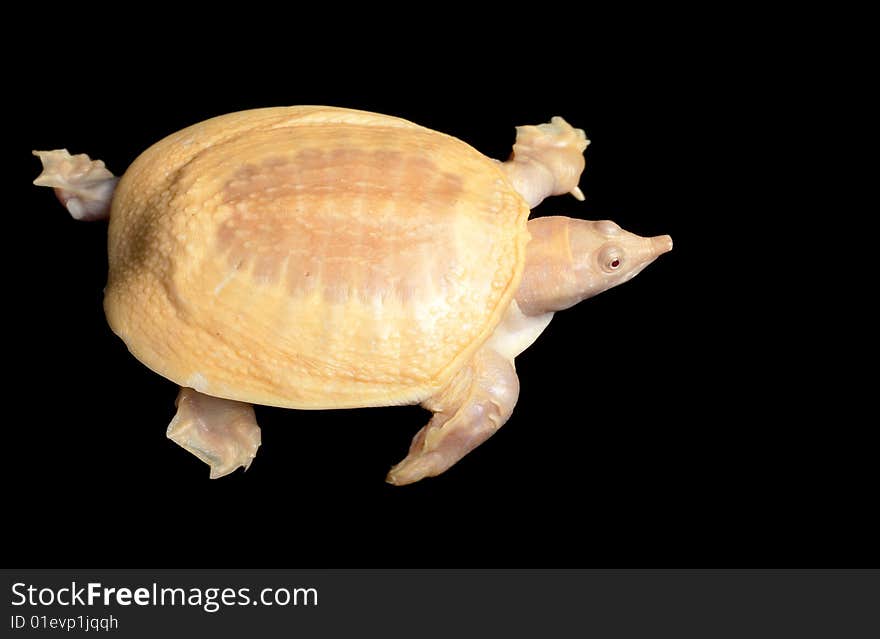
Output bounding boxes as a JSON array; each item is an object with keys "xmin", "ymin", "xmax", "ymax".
[
  {"xmin": 32, "ymin": 149, "xmax": 118, "ymax": 221},
  {"xmin": 167, "ymin": 388, "xmax": 262, "ymax": 479}
]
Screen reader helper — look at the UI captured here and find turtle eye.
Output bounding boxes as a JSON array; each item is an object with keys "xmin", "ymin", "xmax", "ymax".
[{"xmin": 598, "ymin": 246, "xmax": 624, "ymax": 273}]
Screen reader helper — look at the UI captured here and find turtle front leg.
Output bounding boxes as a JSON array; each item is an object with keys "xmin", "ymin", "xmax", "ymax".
[
  {"xmin": 387, "ymin": 346, "xmax": 519, "ymax": 486},
  {"xmin": 501, "ymin": 116, "xmax": 589, "ymax": 208},
  {"xmin": 32, "ymin": 149, "xmax": 118, "ymax": 221},
  {"xmin": 167, "ymin": 388, "xmax": 262, "ymax": 479}
]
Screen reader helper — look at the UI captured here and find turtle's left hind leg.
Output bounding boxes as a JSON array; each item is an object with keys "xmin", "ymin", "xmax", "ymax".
[
  {"xmin": 167, "ymin": 388, "xmax": 262, "ymax": 479},
  {"xmin": 32, "ymin": 149, "xmax": 118, "ymax": 221}
]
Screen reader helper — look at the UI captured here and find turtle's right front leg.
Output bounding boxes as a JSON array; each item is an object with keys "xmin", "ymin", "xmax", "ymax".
[
  {"xmin": 167, "ymin": 388, "xmax": 262, "ymax": 479},
  {"xmin": 387, "ymin": 346, "xmax": 520, "ymax": 485}
]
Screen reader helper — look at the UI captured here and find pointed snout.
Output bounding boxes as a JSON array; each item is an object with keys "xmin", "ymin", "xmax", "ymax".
[{"xmin": 651, "ymin": 234, "xmax": 673, "ymax": 256}]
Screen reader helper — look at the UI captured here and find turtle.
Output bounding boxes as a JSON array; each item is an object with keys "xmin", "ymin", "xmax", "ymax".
[{"xmin": 32, "ymin": 106, "xmax": 672, "ymax": 485}]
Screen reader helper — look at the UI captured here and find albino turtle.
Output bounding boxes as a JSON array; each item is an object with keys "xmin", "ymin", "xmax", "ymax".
[{"xmin": 33, "ymin": 106, "xmax": 672, "ymax": 485}]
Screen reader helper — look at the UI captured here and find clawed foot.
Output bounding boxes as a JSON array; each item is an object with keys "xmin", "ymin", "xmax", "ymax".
[
  {"xmin": 387, "ymin": 347, "xmax": 519, "ymax": 485},
  {"xmin": 32, "ymin": 149, "xmax": 118, "ymax": 221},
  {"xmin": 167, "ymin": 388, "xmax": 261, "ymax": 479},
  {"xmin": 502, "ymin": 116, "xmax": 589, "ymax": 208}
]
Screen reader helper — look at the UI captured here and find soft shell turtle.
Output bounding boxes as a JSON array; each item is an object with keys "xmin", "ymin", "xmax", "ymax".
[{"xmin": 33, "ymin": 106, "xmax": 672, "ymax": 485}]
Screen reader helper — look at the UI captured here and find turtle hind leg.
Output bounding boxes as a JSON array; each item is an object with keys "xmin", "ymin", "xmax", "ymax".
[
  {"xmin": 32, "ymin": 149, "xmax": 117, "ymax": 221},
  {"xmin": 387, "ymin": 346, "xmax": 519, "ymax": 486},
  {"xmin": 167, "ymin": 388, "xmax": 262, "ymax": 479}
]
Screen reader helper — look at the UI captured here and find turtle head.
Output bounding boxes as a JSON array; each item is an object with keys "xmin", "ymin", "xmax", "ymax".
[
  {"xmin": 569, "ymin": 219, "xmax": 673, "ymax": 302},
  {"xmin": 516, "ymin": 216, "xmax": 672, "ymax": 315}
]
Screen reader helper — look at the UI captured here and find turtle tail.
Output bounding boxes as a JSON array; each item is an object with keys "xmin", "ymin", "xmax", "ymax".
[{"xmin": 32, "ymin": 149, "xmax": 118, "ymax": 221}]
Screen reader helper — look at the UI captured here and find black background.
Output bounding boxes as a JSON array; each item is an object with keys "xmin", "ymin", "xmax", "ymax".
[{"xmin": 5, "ymin": 15, "xmax": 868, "ymax": 567}]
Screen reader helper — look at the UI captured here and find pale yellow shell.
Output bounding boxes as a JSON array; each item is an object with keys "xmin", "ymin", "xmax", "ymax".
[{"xmin": 105, "ymin": 106, "xmax": 530, "ymax": 408}]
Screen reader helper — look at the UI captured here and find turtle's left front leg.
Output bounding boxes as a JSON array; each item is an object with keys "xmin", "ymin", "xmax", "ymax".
[
  {"xmin": 501, "ymin": 116, "xmax": 589, "ymax": 208},
  {"xmin": 167, "ymin": 388, "xmax": 262, "ymax": 478}
]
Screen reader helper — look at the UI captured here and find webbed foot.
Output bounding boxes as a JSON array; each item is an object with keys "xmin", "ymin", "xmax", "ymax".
[
  {"xmin": 502, "ymin": 116, "xmax": 589, "ymax": 208},
  {"xmin": 167, "ymin": 388, "xmax": 261, "ymax": 479},
  {"xmin": 387, "ymin": 347, "xmax": 519, "ymax": 485},
  {"xmin": 32, "ymin": 149, "xmax": 118, "ymax": 221}
]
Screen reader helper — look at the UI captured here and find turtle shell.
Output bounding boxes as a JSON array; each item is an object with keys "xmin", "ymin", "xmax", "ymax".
[{"xmin": 105, "ymin": 107, "xmax": 530, "ymax": 408}]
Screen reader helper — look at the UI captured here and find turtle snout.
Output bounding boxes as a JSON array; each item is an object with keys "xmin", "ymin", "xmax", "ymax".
[{"xmin": 651, "ymin": 234, "xmax": 673, "ymax": 255}]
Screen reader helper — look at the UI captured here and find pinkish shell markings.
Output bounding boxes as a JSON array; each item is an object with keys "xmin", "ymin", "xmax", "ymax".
[{"xmin": 215, "ymin": 150, "xmax": 465, "ymax": 304}]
